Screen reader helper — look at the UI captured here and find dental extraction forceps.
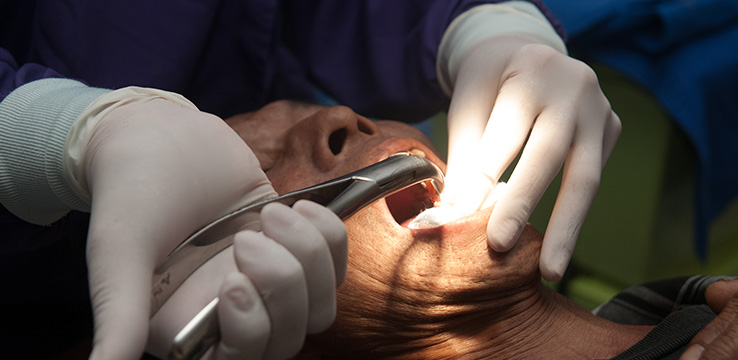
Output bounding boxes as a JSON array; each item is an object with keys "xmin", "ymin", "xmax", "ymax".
[{"xmin": 150, "ymin": 152, "xmax": 445, "ymax": 360}]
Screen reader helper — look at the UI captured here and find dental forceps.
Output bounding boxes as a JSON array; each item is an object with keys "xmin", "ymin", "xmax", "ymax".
[{"xmin": 150, "ymin": 152, "xmax": 445, "ymax": 360}]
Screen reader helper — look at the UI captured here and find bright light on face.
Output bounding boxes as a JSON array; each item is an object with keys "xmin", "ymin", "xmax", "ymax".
[
  {"xmin": 410, "ymin": 96, "xmax": 521, "ymax": 229},
  {"xmin": 410, "ymin": 138, "xmax": 506, "ymax": 229},
  {"xmin": 409, "ymin": 180, "xmax": 506, "ymax": 229},
  {"xmin": 442, "ymin": 110, "xmax": 489, "ymax": 209}
]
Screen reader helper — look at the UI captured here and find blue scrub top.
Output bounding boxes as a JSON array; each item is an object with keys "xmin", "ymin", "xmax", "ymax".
[{"xmin": 546, "ymin": 0, "xmax": 738, "ymax": 258}]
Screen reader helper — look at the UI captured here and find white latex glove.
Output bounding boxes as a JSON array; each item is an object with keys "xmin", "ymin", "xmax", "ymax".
[
  {"xmin": 77, "ymin": 96, "xmax": 346, "ymax": 359},
  {"xmin": 209, "ymin": 200, "xmax": 347, "ymax": 360},
  {"xmin": 442, "ymin": 34, "xmax": 620, "ymax": 280},
  {"xmin": 148, "ymin": 200, "xmax": 347, "ymax": 360}
]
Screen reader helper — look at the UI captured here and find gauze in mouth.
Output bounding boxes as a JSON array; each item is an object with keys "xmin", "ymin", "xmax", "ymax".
[
  {"xmin": 408, "ymin": 182, "xmax": 508, "ymax": 229},
  {"xmin": 406, "ymin": 205, "xmax": 465, "ymax": 228}
]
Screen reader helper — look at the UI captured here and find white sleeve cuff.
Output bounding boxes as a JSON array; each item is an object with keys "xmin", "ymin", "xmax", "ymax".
[
  {"xmin": 0, "ymin": 78, "xmax": 197, "ymax": 225},
  {"xmin": 0, "ymin": 78, "xmax": 111, "ymax": 224},
  {"xmin": 436, "ymin": 1, "xmax": 568, "ymax": 96}
]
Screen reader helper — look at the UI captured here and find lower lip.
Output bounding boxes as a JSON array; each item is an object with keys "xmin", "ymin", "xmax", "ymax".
[{"xmin": 397, "ymin": 202, "xmax": 495, "ymax": 232}]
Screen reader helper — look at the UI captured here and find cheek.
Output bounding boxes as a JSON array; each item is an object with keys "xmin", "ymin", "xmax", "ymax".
[
  {"xmin": 495, "ymin": 225, "xmax": 543, "ymax": 281},
  {"xmin": 338, "ymin": 208, "xmax": 410, "ymax": 300},
  {"xmin": 344, "ymin": 211, "xmax": 403, "ymax": 276},
  {"xmin": 266, "ymin": 163, "xmax": 325, "ymax": 194},
  {"xmin": 375, "ymin": 121, "xmax": 441, "ymax": 158}
]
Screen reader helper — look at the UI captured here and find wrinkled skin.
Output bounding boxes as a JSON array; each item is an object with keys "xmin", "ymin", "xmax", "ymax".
[{"xmin": 680, "ymin": 280, "xmax": 738, "ymax": 360}]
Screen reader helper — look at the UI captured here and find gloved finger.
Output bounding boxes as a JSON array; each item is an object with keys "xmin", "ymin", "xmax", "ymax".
[
  {"xmin": 478, "ymin": 82, "xmax": 540, "ymax": 184},
  {"xmin": 292, "ymin": 200, "xmax": 348, "ymax": 286},
  {"xmin": 261, "ymin": 202, "xmax": 338, "ymax": 334},
  {"xmin": 601, "ymin": 111, "xmax": 622, "ymax": 167},
  {"xmin": 539, "ymin": 132, "xmax": 603, "ymax": 281},
  {"xmin": 446, "ymin": 52, "xmax": 499, "ymax": 148},
  {"xmin": 86, "ymin": 227, "xmax": 154, "ymax": 360},
  {"xmin": 213, "ymin": 272, "xmax": 270, "ymax": 360},
  {"xmin": 680, "ymin": 293, "xmax": 738, "ymax": 360},
  {"xmin": 469, "ymin": 78, "xmax": 541, "ymax": 212},
  {"xmin": 486, "ymin": 108, "xmax": 572, "ymax": 252},
  {"xmin": 233, "ymin": 229, "xmax": 308, "ymax": 360},
  {"xmin": 444, "ymin": 65, "xmax": 498, "ymax": 208}
]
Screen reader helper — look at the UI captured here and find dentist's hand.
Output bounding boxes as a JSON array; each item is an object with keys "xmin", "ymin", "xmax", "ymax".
[
  {"xmin": 445, "ymin": 36, "xmax": 621, "ymax": 281},
  {"xmin": 212, "ymin": 201, "xmax": 347, "ymax": 360},
  {"xmin": 147, "ymin": 200, "xmax": 348, "ymax": 360},
  {"xmin": 79, "ymin": 97, "xmax": 283, "ymax": 360}
]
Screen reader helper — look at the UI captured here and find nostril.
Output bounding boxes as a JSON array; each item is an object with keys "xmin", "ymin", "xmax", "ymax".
[{"xmin": 328, "ymin": 128, "xmax": 347, "ymax": 155}]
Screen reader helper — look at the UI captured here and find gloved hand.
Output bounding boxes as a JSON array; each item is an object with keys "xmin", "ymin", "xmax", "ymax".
[
  {"xmin": 148, "ymin": 200, "xmax": 347, "ymax": 360},
  {"xmin": 680, "ymin": 280, "xmax": 738, "ymax": 360},
  {"xmin": 443, "ymin": 35, "xmax": 620, "ymax": 281},
  {"xmin": 78, "ymin": 96, "xmax": 346, "ymax": 359}
]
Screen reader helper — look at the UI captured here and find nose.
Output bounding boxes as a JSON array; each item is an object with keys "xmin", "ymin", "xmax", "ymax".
[{"xmin": 291, "ymin": 105, "xmax": 379, "ymax": 171}]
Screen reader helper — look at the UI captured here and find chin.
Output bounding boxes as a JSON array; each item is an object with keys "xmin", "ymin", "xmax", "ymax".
[
  {"xmin": 345, "ymin": 197, "xmax": 542, "ymax": 297},
  {"xmin": 309, "ymin": 201, "xmax": 544, "ymax": 360}
]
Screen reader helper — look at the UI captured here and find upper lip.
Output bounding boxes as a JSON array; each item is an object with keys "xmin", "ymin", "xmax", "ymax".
[{"xmin": 373, "ymin": 138, "xmax": 446, "ymax": 172}]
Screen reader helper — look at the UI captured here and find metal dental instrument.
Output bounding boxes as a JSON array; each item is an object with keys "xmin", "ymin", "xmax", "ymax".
[{"xmin": 150, "ymin": 152, "xmax": 445, "ymax": 360}]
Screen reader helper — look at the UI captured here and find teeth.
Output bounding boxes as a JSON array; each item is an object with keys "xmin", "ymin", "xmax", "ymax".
[
  {"xmin": 390, "ymin": 149, "xmax": 426, "ymax": 158},
  {"xmin": 409, "ymin": 149, "xmax": 426, "ymax": 158},
  {"xmin": 421, "ymin": 180, "xmax": 441, "ymax": 204}
]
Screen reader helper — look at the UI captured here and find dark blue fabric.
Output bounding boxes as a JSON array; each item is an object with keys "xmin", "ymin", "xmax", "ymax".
[
  {"xmin": 0, "ymin": 0, "xmax": 564, "ymax": 261},
  {"xmin": 546, "ymin": 0, "xmax": 738, "ymax": 258},
  {"xmin": 0, "ymin": 0, "xmax": 563, "ymax": 120},
  {"xmin": 0, "ymin": 1, "xmax": 564, "ymax": 355}
]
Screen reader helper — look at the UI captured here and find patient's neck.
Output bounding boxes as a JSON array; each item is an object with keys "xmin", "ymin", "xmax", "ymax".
[
  {"xmin": 303, "ymin": 281, "xmax": 652, "ymax": 359},
  {"xmin": 458, "ymin": 283, "xmax": 653, "ymax": 360}
]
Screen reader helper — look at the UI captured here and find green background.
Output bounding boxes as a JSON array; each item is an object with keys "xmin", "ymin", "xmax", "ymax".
[{"xmin": 428, "ymin": 64, "xmax": 738, "ymax": 309}]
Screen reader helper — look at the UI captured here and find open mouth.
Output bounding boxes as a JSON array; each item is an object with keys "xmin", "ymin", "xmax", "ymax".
[
  {"xmin": 373, "ymin": 147, "xmax": 444, "ymax": 227},
  {"xmin": 385, "ymin": 180, "xmax": 439, "ymax": 226}
]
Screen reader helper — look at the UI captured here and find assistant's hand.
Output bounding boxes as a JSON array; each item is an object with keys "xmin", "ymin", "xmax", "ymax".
[
  {"xmin": 81, "ymin": 97, "xmax": 278, "ymax": 359},
  {"xmin": 680, "ymin": 280, "xmax": 738, "ymax": 360},
  {"xmin": 444, "ymin": 36, "xmax": 621, "ymax": 281}
]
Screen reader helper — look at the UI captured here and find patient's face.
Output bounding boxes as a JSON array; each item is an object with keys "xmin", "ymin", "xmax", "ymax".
[{"xmin": 226, "ymin": 101, "xmax": 543, "ymax": 354}]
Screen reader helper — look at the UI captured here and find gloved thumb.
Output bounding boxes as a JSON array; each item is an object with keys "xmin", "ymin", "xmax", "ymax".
[{"xmin": 86, "ymin": 223, "xmax": 156, "ymax": 360}]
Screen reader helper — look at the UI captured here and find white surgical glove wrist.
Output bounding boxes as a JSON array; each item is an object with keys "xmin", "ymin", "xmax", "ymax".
[
  {"xmin": 436, "ymin": 1, "xmax": 568, "ymax": 96},
  {"xmin": 64, "ymin": 86, "xmax": 199, "ymax": 207},
  {"xmin": 0, "ymin": 78, "xmax": 197, "ymax": 226}
]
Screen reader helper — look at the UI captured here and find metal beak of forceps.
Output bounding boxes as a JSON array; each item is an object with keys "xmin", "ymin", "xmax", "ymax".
[{"xmin": 150, "ymin": 152, "xmax": 445, "ymax": 360}]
